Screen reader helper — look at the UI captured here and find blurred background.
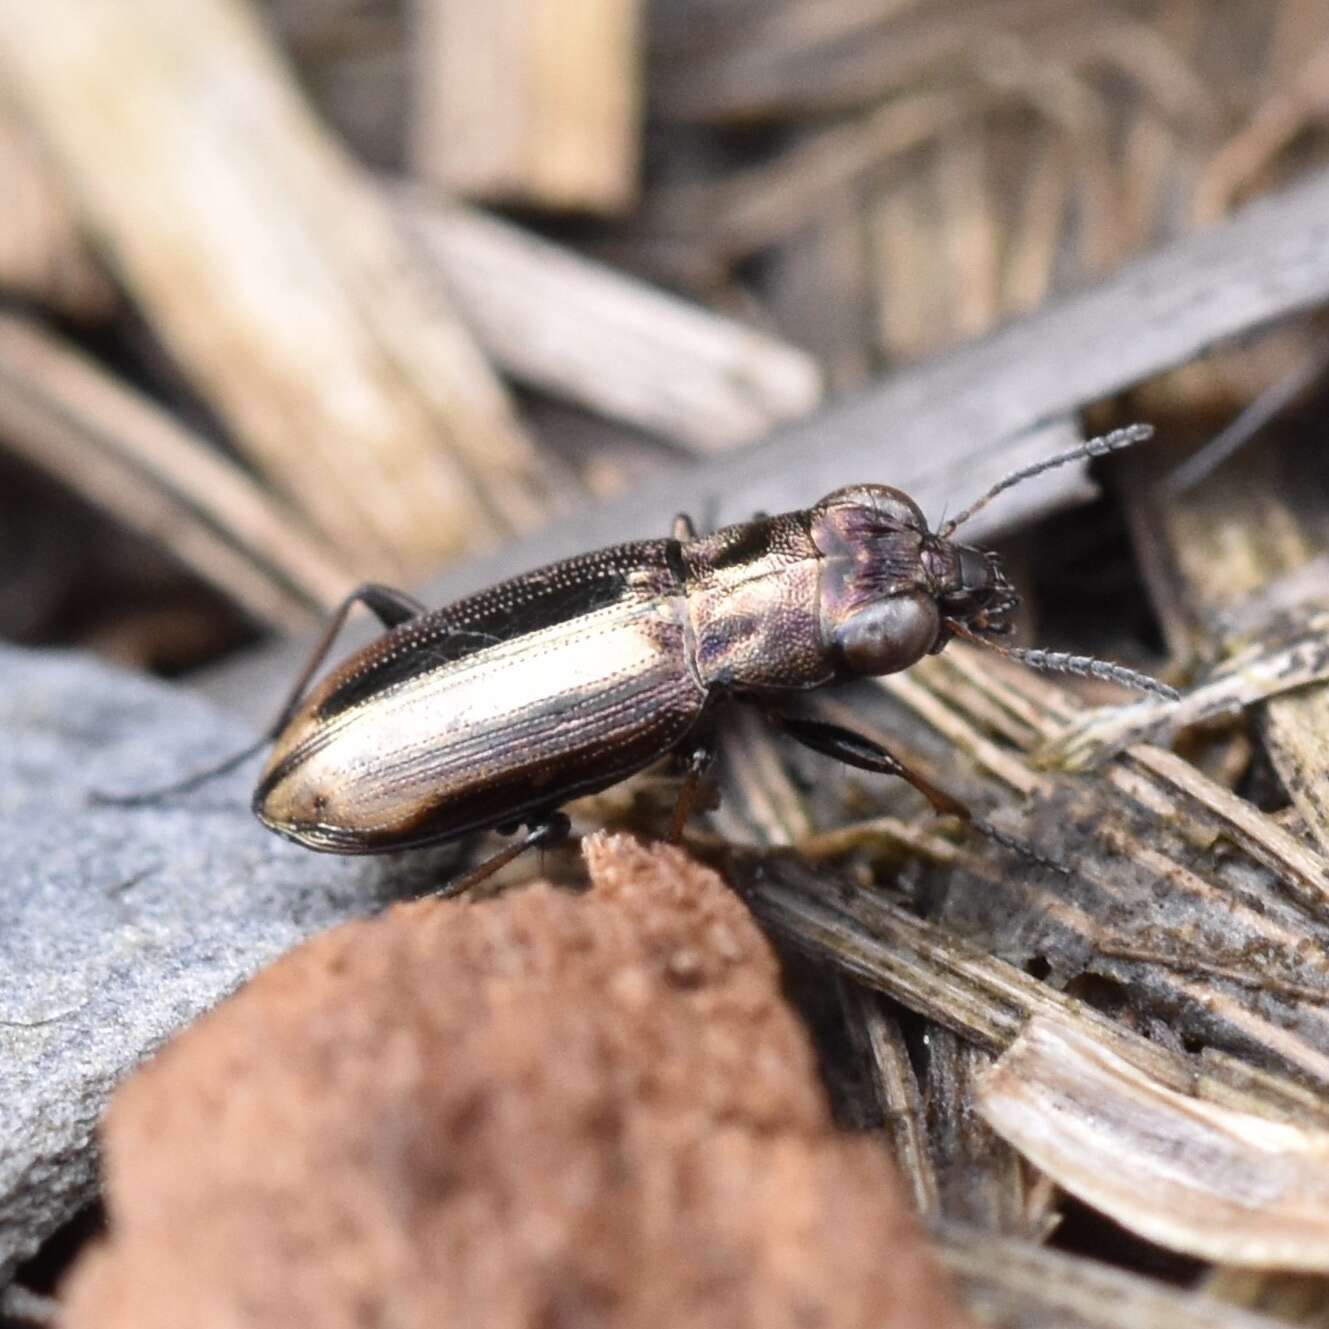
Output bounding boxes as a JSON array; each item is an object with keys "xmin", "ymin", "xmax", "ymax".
[{"xmin": 1, "ymin": 0, "xmax": 1327, "ymax": 676}]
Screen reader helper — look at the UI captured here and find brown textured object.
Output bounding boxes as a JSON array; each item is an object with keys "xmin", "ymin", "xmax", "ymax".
[{"xmin": 61, "ymin": 836, "xmax": 968, "ymax": 1329}]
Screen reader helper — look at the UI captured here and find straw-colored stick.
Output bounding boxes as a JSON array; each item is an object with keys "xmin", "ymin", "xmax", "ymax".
[
  {"xmin": 0, "ymin": 312, "xmax": 352, "ymax": 630},
  {"xmin": 399, "ymin": 192, "xmax": 821, "ymax": 451},
  {"xmin": 0, "ymin": 0, "xmax": 546, "ymax": 577}
]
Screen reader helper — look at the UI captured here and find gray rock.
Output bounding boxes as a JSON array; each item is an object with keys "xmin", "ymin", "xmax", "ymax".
[{"xmin": 0, "ymin": 645, "xmax": 456, "ymax": 1283}]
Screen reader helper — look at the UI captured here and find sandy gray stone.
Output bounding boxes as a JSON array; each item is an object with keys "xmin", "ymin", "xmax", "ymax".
[{"xmin": 0, "ymin": 644, "xmax": 449, "ymax": 1283}]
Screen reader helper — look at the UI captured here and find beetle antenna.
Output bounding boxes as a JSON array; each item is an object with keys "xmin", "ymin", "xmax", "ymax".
[
  {"xmin": 997, "ymin": 645, "xmax": 1179, "ymax": 701},
  {"xmin": 950, "ymin": 623, "xmax": 1178, "ymax": 701},
  {"xmin": 90, "ymin": 736, "xmax": 268, "ymax": 807},
  {"xmin": 937, "ymin": 423, "xmax": 1154, "ymax": 539}
]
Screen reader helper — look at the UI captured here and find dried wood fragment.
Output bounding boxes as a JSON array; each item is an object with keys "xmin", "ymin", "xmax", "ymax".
[
  {"xmin": 739, "ymin": 849, "xmax": 1329, "ymax": 1130},
  {"xmin": 872, "ymin": 647, "xmax": 1329, "ymax": 1088},
  {"xmin": 978, "ymin": 1014, "xmax": 1329, "ymax": 1270},
  {"xmin": 398, "ymin": 192, "xmax": 822, "ymax": 450},
  {"xmin": 1217, "ymin": 552, "xmax": 1329, "ymax": 641},
  {"xmin": 924, "ymin": 1027, "xmax": 1037, "ymax": 1235},
  {"xmin": 726, "ymin": 623, "xmax": 1329, "ymax": 1116},
  {"xmin": 841, "ymin": 984, "xmax": 941, "ymax": 1219},
  {"xmin": 412, "ymin": 0, "xmax": 641, "ymax": 213},
  {"xmin": 1122, "ymin": 744, "xmax": 1329, "ymax": 919},
  {"xmin": 938, "ymin": 1221, "xmax": 1297, "ymax": 1329},
  {"xmin": 0, "ymin": 0, "xmax": 546, "ymax": 576},
  {"xmin": 0, "ymin": 313, "xmax": 351, "ymax": 629}
]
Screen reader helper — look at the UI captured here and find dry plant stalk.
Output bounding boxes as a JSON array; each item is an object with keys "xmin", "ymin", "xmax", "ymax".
[
  {"xmin": 412, "ymin": 0, "xmax": 642, "ymax": 213},
  {"xmin": 0, "ymin": 312, "xmax": 352, "ymax": 630},
  {"xmin": 0, "ymin": 0, "xmax": 547, "ymax": 578},
  {"xmin": 979, "ymin": 1014, "xmax": 1329, "ymax": 1270},
  {"xmin": 0, "ymin": 84, "xmax": 819, "ymax": 461},
  {"xmin": 398, "ymin": 191, "xmax": 822, "ymax": 450},
  {"xmin": 1133, "ymin": 443, "xmax": 1329, "ymax": 862},
  {"xmin": 763, "ymin": 199, "xmax": 876, "ymax": 393}
]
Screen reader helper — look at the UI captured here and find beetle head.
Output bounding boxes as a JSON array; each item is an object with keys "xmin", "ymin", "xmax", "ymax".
[{"xmin": 809, "ymin": 483, "xmax": 1018, "ymax": 679}]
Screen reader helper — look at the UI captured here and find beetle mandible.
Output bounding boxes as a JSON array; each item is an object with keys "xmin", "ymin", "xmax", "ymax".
[{"xmin": 119, "ymin": 425, "xmax": 1175, "ymax": 887}]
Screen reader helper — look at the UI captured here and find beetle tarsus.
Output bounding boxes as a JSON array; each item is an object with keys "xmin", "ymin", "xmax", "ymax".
[
  {"xmin": 669, "ymin": 741, "xmax": 715, "ymax": 843},
  {"xmin": 90, "ymin": 737, "xmax": 268, "ymax": 807},
  {"xmin": 436, "ymin": 812, "xmax": 573, "ymax": 898}
]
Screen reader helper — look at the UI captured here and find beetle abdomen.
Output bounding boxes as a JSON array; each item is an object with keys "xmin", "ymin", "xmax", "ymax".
[{"xmin": 255, "ymin": 542, "xmax": 707, "ymax": 853}]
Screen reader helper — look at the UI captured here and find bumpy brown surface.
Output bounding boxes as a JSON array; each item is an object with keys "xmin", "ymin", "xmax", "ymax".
[{"xmin": 62, "ymin": 835, "xmax": 969, "ymax": 1329}]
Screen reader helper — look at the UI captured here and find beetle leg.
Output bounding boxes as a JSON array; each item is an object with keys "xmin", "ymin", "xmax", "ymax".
[
  {"xmin": 775, "ymin": 715, "xmax": 970, "ymax": 819},
  {"xmin": 436, "ymin": 812, "xmax": 573, "ymax": 898},
  {"xmin": 776, "ymin": 715, "xmax": 1069, "ymax": 873},
  {"xmin": 672, "ymin": 512, "xmax": 699, "ymax": 541},
  {"xmin": 669, "ymin": 740, "xmax": 716, "ymax": 843},
  {"xmin": 93, "ymin": 582, "xmax": 427, "ymax": 807}
]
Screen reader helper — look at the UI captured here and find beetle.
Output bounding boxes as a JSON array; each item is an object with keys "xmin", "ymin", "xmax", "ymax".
[{"xmin": 114, "ymin": 425, "xmax": 1174, "ymax": 887}]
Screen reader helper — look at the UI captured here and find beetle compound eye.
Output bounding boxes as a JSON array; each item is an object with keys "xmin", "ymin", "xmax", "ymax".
[{"xmin": 832, "ymin": 594, "xmax": 940, "ymax": 677}]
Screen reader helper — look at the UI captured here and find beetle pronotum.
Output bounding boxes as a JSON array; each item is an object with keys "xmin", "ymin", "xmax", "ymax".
[{"xmin": 111, "ymin": 425, "xmax": 1175, "ymax": 888}]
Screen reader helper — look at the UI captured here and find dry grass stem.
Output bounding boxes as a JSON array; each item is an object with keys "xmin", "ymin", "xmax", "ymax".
[
  {"xmin": 840, "ymin": 984, "xmax": 942, "ymax": 1218},
  {"xmin": 671, "ymin": 91, "xmax": 979, "ymax": 263}
]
